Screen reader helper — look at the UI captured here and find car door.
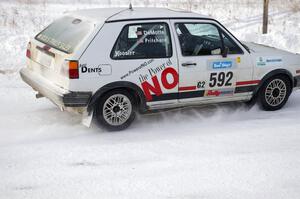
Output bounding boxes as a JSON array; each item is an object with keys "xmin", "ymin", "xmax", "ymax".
[
  {"xmin": 170, "ymin": 19, "xmax": 254, "ymax": 104},
  {"xmin": 108, "ymin": 21, "xmax": 179, "ymax": 108}
]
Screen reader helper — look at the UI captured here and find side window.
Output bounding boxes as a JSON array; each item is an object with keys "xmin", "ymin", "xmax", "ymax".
[
  {"xmin": 111, "ymin": 23, "xmax": 172, "ymax": 59},
  {"xmin": 221, "ymin": 32, "xmax": 243, "ymax": 54},
  {"xmin": 175, "ymin": 23, "xmax": 222, "ymax": 56}
]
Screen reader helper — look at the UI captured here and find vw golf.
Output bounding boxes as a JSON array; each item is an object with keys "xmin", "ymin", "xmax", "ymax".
[{"xmin": 20, "ymin": 7, "xmax": 300, "ymax": 131}]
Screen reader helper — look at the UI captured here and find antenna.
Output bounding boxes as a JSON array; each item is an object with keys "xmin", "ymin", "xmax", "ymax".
[{"xmin": 129, "ymin": 2, "xmax": 133, "ymax": 11}]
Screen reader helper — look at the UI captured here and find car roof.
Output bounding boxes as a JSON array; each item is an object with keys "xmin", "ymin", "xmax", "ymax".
[{"xmin": 68, "ymin": 7, "xmax": 212, "ymax": 23}]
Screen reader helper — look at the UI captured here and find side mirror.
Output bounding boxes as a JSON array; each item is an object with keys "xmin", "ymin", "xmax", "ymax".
[{"xmin": 222, "ymin": 47, "xmax": 229, "ymax": 58}]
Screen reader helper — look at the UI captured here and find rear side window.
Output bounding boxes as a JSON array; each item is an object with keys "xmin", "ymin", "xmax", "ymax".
[
  {"xmin": 111, "ymin": 23, "xmax": 172, "ymax": 59},
  {"xmin": 35, "ymin": 16, "xmax": 94, "ymax": 54}
]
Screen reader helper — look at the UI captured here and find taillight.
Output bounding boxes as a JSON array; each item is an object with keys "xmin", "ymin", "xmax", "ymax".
[
  {"xmin": 26, "ymin": 42, "xmax": 31, "ymax": 59},
  {"xmin": 69, "ymin": 60, "xmax": 79, "ymax": 79}
]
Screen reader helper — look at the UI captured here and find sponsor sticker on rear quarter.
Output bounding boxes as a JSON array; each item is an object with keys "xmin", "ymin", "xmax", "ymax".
[{"xmin": 80, "ymin": 64, "xmax": 112, "ymax": 78}]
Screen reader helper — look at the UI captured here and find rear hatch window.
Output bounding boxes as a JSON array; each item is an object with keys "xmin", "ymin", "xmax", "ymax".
[{"xmin": 35, "ymin": 16, "xmax": 94, "ymax": 54}]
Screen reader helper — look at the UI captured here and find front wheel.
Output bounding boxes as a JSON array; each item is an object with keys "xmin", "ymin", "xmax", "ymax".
[
  {"xmin": 95, "ymin": 89, "xmax": 136, "ymax": 131},
  {"xmin": 258, "ymin": 75, "xmax": 292, "ymax": 111}
]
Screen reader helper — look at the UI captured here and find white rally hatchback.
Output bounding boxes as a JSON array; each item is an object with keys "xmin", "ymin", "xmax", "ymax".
[{"xmin": 20, "ymin": 7, "xmax": 300, "ymax": 131}]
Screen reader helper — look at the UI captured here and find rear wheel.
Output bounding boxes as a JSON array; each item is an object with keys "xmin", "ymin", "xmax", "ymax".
[
  {"xmin": 95, "ymin": 89, "xmax": 136, "ymax": 131},
  {"xmin": 258, "ymin": 75, "xmax": 291, "ymax": 111}
]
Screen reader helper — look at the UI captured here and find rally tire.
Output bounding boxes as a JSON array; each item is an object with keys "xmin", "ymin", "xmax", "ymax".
[
  {"xmin": 95, "ymin": 89, "xmax": 136, "ymax": 131},
  {"xmin": 258, "ymin": 75, "xmax": 291, "ymax": 111}
]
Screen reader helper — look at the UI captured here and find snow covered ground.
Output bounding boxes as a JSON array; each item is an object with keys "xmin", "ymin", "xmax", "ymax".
[
  {"xmin": 1, "ymin": 75, "xmax": 300, "ymax": 199},
  {"xmin": 1, "ymin": 1, "xmax": 300, "ymax": 199}
]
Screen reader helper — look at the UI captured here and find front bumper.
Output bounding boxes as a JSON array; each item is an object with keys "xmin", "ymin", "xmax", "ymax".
[{"xmin": 20, "ymin": 68, "xmax": 92, "ymax": 109}]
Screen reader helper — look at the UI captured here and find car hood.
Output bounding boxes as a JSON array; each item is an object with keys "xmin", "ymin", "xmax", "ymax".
[
  {"xmin": 242, "ymin": 41, "xmax": 300, "ymax": 67},
  {"xmin": 243, "ymin": 42, "xmax": 291, "ymax": 55}
]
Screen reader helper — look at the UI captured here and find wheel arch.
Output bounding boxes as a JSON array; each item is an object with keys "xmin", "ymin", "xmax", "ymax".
[
  {"xmin": 253, "ymin": 68, "xmax": 294, "ymax": 97},
  {"xmin": 87, "ymin": 81, "xmax": 147, "ymax": 113}
]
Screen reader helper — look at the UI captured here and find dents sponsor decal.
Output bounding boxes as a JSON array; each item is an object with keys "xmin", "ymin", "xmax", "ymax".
[
  {"xmin": 207, "ymin": 58, "xmax": 237, "ymax": 70},
  {"xmin": 80, "ymin": 64, "xmax": 111, "ymax": 76},
  {"xmin": 81, "ymin": 64, "xmax": 101, "ymax": 73},
  {"xmin": 205, "ymin": 89, "xmax": 234, "ymax": 97},
  {"xmin": 256, "ymin": 56, "xmax": 282, "ymax": 67},
  {"xmin": 236, "ymin": 57, "xmax": 241, "ymax": 64}
]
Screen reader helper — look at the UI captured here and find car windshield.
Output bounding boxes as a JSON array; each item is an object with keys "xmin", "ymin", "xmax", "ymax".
[{"xmin": 35, "ymin": 16, "xmax": 94, "ymax": 54}]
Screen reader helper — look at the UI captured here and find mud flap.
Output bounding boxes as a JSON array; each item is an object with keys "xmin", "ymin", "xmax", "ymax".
[{"xmin": 81, "ymin": 110, "xmax": 93, "ymax": 127}]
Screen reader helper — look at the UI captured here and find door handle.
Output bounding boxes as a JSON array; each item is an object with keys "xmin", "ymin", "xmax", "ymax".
[{"xmin": 182, "ymin": 62, "xmax": 197, "ymax": 67}]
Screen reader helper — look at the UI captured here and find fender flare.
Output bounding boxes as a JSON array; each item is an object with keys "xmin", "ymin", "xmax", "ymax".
[
  {"xmin": 253, "ymin": 69, "xmax": 294, "ymax": 96},
  {"xmin": 87, "ymin": 81, "xmax": 147, "ymax": 113}
]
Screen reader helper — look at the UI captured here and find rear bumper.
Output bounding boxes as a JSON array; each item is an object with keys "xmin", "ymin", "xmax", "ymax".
[{"xmin": 20, "ymin": 68, "xmax": 92, "ymax": 109}]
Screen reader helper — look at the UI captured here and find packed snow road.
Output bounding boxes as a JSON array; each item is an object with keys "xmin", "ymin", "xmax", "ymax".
[{"xmin": 1, "ymin": 75, "xmax": 300, "ymax": 199}]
